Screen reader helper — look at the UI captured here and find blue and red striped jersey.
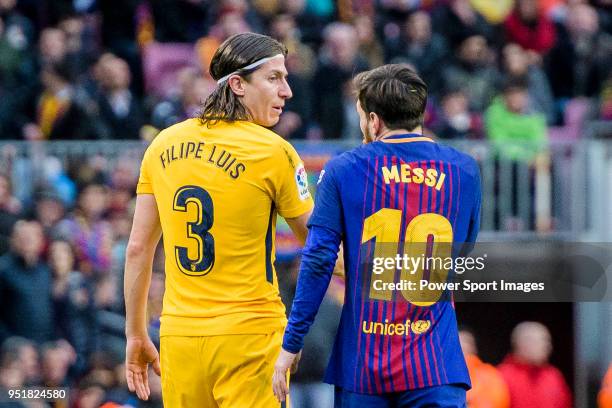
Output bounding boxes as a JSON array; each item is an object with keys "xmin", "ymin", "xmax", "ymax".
[{"xmin": 283, "ymin": 133, "xmax": 481, "ymax": 394}]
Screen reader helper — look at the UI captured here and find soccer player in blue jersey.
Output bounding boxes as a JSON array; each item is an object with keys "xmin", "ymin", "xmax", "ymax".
[{"xmin": 272, "ymin": 64, "xmax": 481, "ymax": 407}]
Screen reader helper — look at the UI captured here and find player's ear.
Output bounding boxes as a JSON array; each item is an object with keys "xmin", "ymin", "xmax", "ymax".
[
  {"xmin": 369, "ymin": 112, "xmax": 381, "ymax": 135},
  {"xmin": 227, "ymin": 75, "xmax": 246, "ymax": 96}
]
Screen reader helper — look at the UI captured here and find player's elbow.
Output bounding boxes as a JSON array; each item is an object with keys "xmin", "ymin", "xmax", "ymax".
[{"xmin": 125, "ymin": 239, "xmax": 147, "ymax": 260}]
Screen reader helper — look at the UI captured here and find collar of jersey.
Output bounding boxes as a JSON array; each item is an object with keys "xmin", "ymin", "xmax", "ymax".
[{"xmin": 379, "ymin": 133, "xmax": 435, "ymax": 144}]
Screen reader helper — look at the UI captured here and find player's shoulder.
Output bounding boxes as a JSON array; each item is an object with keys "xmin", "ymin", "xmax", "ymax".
[
  {"xmin": 322, "ymin": 145, "xmax": 363, "ymax": 173},
  {"xmin": 234, "ymin": 121, "xmax": 286, "ymax": 145},
  {"xmin": 317, "ymin": 144, "xmax": 373, "ymax": 183}
]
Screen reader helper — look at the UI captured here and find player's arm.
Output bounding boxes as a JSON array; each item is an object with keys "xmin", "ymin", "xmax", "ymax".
[
  {"xmin": 273, "ymin": 160, "xmax": 343, "ymax": 402},
  {"xmin": 273, "ymin": 224, "xmax": 341, "ymax": 401},
  {"xmin": 124, "ymin": 194, "xmax": 162, "ymax": 401},
  {"xmin": 285, "ymin": 210, "xmax": 311, "ymax": 245}
]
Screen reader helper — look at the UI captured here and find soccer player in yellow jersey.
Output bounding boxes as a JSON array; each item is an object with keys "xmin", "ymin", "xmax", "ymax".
[{"xmin": 124, "ymin": 33, "xmax": 314, "ymax": 407}]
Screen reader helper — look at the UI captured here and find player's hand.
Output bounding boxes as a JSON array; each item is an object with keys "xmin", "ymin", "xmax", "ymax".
[
  {"xmin": 272, "ymin": 348, "xmax": 299, "ymax": 402},
  {"xmin": 290, "ymin": 349, "xmax": 302, "ymax": 374},
  {"xmin": 125, "ymin": 336, "xmax": 161, "ymax": 401}
]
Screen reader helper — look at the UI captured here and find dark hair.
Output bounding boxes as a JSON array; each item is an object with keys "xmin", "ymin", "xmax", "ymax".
[
  {"xmin": 502, "ymin": 75, "xmax": 529, "ymax": 93},
  {"xmin": 200, "ymin": 33, "xmax": 288, "ymax": 127},
  {"xmin": 43, "ymin": 60, "xmax": 74, "ymax": 83},
  {"xmin": 353, "ymin": 64, "xmax": 428, "ymax": 131}
]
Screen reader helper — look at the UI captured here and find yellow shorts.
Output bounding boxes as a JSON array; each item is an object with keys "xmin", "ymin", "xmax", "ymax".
[{"xmin": 160, "ymin": 331, "xmax": 289, "ymax": 408}]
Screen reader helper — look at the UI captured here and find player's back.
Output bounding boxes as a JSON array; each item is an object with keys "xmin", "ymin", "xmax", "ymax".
[
  {"xmin": 137, "ymin": 118, "xmax": 311, "ymax": 336},
  {"xmin": 313, "ymin": 134, "xmax": 481, "ymax": 394}
]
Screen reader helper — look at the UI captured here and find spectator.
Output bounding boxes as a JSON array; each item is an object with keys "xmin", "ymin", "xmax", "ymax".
[
  {"xmin": 385, "ymin": 10, "xmax": 448, "ymax": 96},
  {"xmin": 501, "ymin": 42, "xmax": 555, "ymax": 124},
  {"xmin": 195, "ymin": 10, "xmax": 252, "ymax": 72},
  {"xmin": 432, "ymin": 0, "xmax": 495, "ymax": 49},
  {"xmin": 433, "ymin": 88, "xmax": 483, "ymax": 139},
  {"xmin": 26, "ymin": 60, "xmax": 94, "ymax": 140},
  {"xmin": 269, "ymin": 13, "xmax": 315, "ymax": 138},
  {"xmin": 94, "ymin": 55, "xmax": 144, "ymax": 139},
  {"xmin": 34, "ymin": 189, "xmax": 67, "ymax": 233},
  {"xmin": 0, "ymin": 12, "xmax": 35, "ymax": 138},
  {"xmin": 57, "ymin": 14, "xmax": 98, "ymax": 80},
  {"xmin": 151, "ymin": 67, "xmax": 215, "ymax": 130},
  {"xmin": 0, "ymin": 336, "xmax": 40, "ymax": 386},
  {"xmin": 485, "ymin": 77, "xmax": 547, "ymax": 163},
  {"xmin": 0, "ymin": 173, "xmax": 20, "ymax": 256},
  {"xmin": 0, "ymin": 220, "xmax": 55, "ymax": 344},
  {"xmin": 49, "ymin": 239, "xmax": 96, "ymax": 375},
  {"xmin": 98, "ymin": 0, "xmax": 144, "ymax": 96},
  {"xmin": 442, "ymin": 34, "xmax": 500, "ymax": 112},
  {"xmin": 40, "ymin": 340, "xmax": 76, "ymax": 387},
  {"xmin": 0, "ymin": 0, "xmax": 34, "ymax": 49},
  {"xmin": 56, "ymin": 182, "xmax": 114, "ymax": 276},
  {"xmin": 282, "ymin": 0, "xmax": 327, "ymax": 46},
  {"xmin": 600, "ymin": 363, "xmax": 612, "ymax": 408},
  {"xmin": 459, "ymin": 328, "xmax": 510, "ymax": 408},
  {"xmin": 312, "ymin": 22, "xmax": 368, "ymax": 139},
  {"xmin": 498, "ymin": 322, "xmax": 572, "ymax": 408},
  {"xmin": 547, "ymin": 3, "xmax": 612, "ymax": 100},
  {"xmin": 354, "ymin": 14, "xmax": 384, "ymax": 70},
  {"xmin": 504, "ymin": 0, "xmax": 557, "ymax": 55},
  {"xmin": 36, "ymin": 27, "xmax": 82, "ymax": 81}
]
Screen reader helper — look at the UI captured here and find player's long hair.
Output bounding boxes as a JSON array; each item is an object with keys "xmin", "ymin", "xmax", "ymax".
[
  {"xmin": 353, "ymin": 64, "xmax": 428, "ymax": 132},
  {"xmin": 200, "ymin": 33, "xmax": 288, "ymax": 127}
]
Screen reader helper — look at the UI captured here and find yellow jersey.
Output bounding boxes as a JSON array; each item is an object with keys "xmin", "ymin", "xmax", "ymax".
[{"xmin": 137, "ymin": 118, "xmax": 313, "ymax": 336}]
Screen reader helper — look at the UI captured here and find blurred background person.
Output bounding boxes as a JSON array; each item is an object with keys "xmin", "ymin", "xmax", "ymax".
[
  {"xmin": 501, "ymin": 42, "xmax": 555, "ymax": 124},
  {"xmin": 546, "ymin": 3, "xmax": 612, "ymax": 107},
  {"xmin": 0, "ymin": 172, "xmax": 20, "ymax": 256},
  {"xmin": 600, "ymin": 363, "xmax": 612, "ymax": 408},
  {"xmin": 93, "ymin": 54, "xmax": 144, "ymax": 140},
  {"xmin": 25, "ymin": 60, "xmax": 94, "ymax": 140},
  {"xmin": 0, "ymin": 220, "xmax": 54, "ymax": 345},
  {"xmin": 442, "ymin": 33, "xmax": 500, "ymax": 112},
  {"xmin": 432, "ymin": 87, "xmax": 483, "ymax": 139},
  {"xmin": 385, "ymin": 10, "xmax": 448, "ymax": 97},
  {"xmin": 504, "ymin": 0, "xmax": 557, "ymax": 56},
  {"xmin": 0, "ymin": 336, "xmax": 40, "ymax": 386},
  {"xmin": 498, "ymin": 322, "xmax": 572, "ymax": 408},
  {"xmin": 485, "ymin": 77, "xmax": 547, "ymax": 163},
  {"xmin": 150, "ymin": 67, "xmax": 214, "ymax": 131},
  {"xmin": 56, "ymin": 182, "xmax": 114, "ymax": 277},
  {"xmin": 311, "ymin": 22, "xmax": 368, "ymax": 139},
  {"xmin": 49, "ymin": 239, "xmax": 95, "ymax": 377},
  {"xmin": 459, "ymin": 328, "xmax": 510, "ymax": 408}
]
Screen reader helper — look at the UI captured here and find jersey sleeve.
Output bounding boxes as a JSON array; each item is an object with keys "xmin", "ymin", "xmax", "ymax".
[
  {"xmin": 136, "ymin": 144, "xmax": 155, "ymax": 195},
  {"xmin": 282, "ymin": 224, "xmax": 341, "ymax": 353},
  {"xmin": 272, "ymin": 141, "xmax": 314, "ymax": 219},
  {"xmin": 307, "ymin": 158, "xmax": 343, "ymax": 236}
]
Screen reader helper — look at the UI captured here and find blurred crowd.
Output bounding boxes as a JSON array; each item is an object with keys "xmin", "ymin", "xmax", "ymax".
[
  {"xmin": 1, "ymin": 0, "xmax": 612, "ymax": 406},
  {"xmin": 0, "ymin": 0, "xmax": 610, "ymax": 147}
]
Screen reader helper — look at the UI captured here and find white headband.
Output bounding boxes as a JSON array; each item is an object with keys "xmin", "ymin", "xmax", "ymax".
[{"xmin": 216, "ymin": 54, "xmax": 284, "ymax": 85}]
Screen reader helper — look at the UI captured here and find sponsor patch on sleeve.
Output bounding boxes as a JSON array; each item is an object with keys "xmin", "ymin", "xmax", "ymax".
[{"xmin": 295, "ymin": 163, "xmax": 311, "ymax": 200}]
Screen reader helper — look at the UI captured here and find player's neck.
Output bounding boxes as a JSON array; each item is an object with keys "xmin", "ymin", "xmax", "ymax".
[{"xmin": 375, "ymin": 126, "xmax": 423, "ymax": 141}]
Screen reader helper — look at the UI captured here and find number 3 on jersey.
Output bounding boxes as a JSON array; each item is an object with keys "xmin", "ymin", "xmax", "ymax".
[{"xmin": 173, "ymin": 185, "xmax": 215, "ymax": 276}]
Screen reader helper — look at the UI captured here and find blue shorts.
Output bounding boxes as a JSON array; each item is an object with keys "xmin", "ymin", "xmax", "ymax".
[{"xmin": 334, "ymin": 384, "xmax": 467, "ymax": 408}]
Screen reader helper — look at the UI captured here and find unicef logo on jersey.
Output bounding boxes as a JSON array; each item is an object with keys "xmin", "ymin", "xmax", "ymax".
[{"xmin": 295, "ymin": 164, "xmax": 310, "ymax": 200}]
